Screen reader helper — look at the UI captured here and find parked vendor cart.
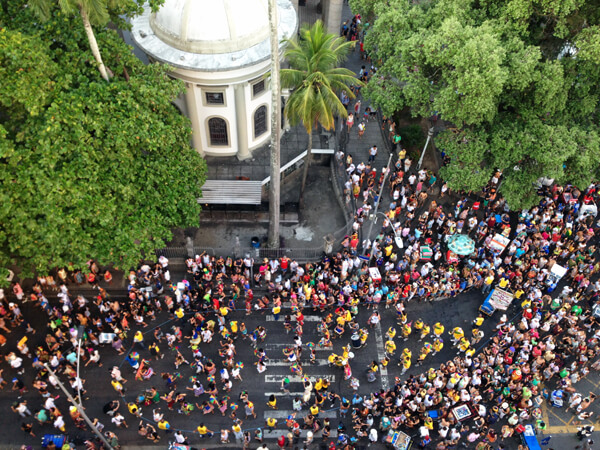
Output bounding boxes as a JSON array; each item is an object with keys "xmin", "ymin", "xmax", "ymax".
[
  {"xmin": 545, "ymin": 264, "xmax": 567, "ymax": 288},
  {"xmin": 521, "ymin": 424, "xmax": 542, "ymax": 450},
  {"xmin": 480, "ymin": 288, "xmax": 514, "ymax": 316},
  {"xmin": 385, "ymin": 430, "xmax": 412, "ymax": 450}
]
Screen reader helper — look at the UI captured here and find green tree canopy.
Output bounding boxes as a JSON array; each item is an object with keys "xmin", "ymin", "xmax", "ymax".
[
  {"xmin": 351, "ymin": 0, "xmax": 600, "ymax": 209},
  {"xmin": 0, "ymin": 1, "xmax": 206, "ymax": 279}
]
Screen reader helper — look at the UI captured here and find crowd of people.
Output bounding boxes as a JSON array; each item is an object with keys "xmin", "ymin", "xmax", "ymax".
[
  {"xmin": 2, "ymin": 19, "xmax": 600, "ymax": 450},
  {"xmin": 2, "ymin": 156, "xmax": 599, "ymax": 450}
]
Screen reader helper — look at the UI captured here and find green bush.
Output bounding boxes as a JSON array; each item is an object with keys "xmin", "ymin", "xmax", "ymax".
[{"xmin": 397, "ymin": 124, "xmax": 425, "ymax": 149}]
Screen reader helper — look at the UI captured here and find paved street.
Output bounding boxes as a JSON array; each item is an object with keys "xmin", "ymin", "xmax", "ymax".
[{"xmin": 0, "ymin": 270, "xmax": 491, "ymax": 449}]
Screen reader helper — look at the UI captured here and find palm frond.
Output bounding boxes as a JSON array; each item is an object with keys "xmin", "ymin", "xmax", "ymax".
[
  {"xmin": 282, "ymin": 20, "xmax": 359, "ymax": 136},
  {"xmin": 28, "ymin": 0, "xmax": 52, "ymax": 21},
  {"xmin": 80, "ymin": 0, "xmax": 110, "ymax": 25}
]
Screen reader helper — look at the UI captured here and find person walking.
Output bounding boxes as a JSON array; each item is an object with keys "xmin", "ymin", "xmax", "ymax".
[
  {"xmin": 368, "ymin": 145, "xmax": 378, "ymax": 163},
  {"xmin": 346, "ymin": 113, "xmax": 354, "ymax": 132}
]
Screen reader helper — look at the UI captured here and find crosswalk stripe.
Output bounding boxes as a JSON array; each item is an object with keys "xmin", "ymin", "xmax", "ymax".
[
  {"xmin": 267, "ymin": 358, "xmax": 328, "ymax": 367},
  {"xmin": 266, "ymin": 314, "xmax": 321, "ymax": 321},
  {"xmin": 263, "ymin": 391, "xmax": 305, "ymax": 397},
  {"xmin": 373, "ymin": 320, "xmax": 390, "ymax": 390},
  {"xmin": 264, "ymin": 343, "xmax": 330, "ymax": 351},
  {"xmin": 262, "ymin": 429, "xmax": 338, "ymax": 439},
  {"xmin": 265, "ymin": 374, "xmax": 335, "ymax": 383},
  {"xmin": 263, "ymin": 409, "xmax": 338, "ymax": 419}
]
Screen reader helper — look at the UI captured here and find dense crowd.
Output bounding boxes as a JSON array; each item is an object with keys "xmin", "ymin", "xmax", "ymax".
[{"xmin": 2, "ymin": 21, "xmax": 600, "ymax": 448}]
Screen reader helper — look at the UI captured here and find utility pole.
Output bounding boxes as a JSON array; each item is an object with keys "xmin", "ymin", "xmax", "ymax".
[
  {"xmin": 417, "ymin": 127, "xmax": 434, "ymax": 170},
  {"xmin": 363, "ymin": 152, "xmax": 394, "ymax": 264},
  {"xmin": 370, "ymin": 211, "xmax": 404, "ymax": 249},
  {"xmin": 267, "ymin": 0, "xmax": 281, "ymax": 248},
  {"xmin": 75, "ymin": 325, "xmax": 84, "ymax": 404},
  {"xmin": 44, "ymin": 363, "xmax": 114, "ymax": 449}
]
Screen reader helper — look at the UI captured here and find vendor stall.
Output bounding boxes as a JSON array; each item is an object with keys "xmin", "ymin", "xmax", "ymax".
[
  {"xmin": 487, "ymin": 233, "xmax": 510, "ymax": 253},
  {"xmin": 521, "ymin": 424, "xmax": 542, "ymax": 450},
  {"xmin": 480, "ymin": 288, "xmax": 514, "ymax": 316},
  {"xmin": 420, "ymin": 245, "xmax": 433, "ymax": 261},
  {"xmin": 385, "ymin": 430, "xmax": 412, "ymax": 450},
  {"xmin": 450, "ymin": 403, "xmax": 477, "ymax": 422},
  {"xmin": 488, "ymin": 233, "xmax": 510, "ymax": 253},
  {"xmin": 545, "ymin": 264, "xmax": 567, "ymax": 288},
  {"xmin": 369, "ymin": 267, "xmax": 382, "ymax": 282}
]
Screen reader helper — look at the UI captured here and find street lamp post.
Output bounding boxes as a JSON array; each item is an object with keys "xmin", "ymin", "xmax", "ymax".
[
  {"xmin": 363, "ymin": 152, "xmax": 394, "ymax": 264},
  {"xmin": 417, "ymin": 127, "xmax": 435, "ymax": 170},
  {"xmin": 370, "ymin": 211, "xmax": 404, "ymax": 249},
  {"xmin": 75, "ymin": 325, "xmax": 84, "ymax": 405},
  {"xmin": 44, "ymin": 363, "xmax": 114, "ymax": 449}
]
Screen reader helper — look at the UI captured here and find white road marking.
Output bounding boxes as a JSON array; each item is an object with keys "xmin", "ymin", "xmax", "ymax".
[
  {"xmin": 266, "ymin": 314, "xmax": 321, "ymax": 321},
  {"xmin": 264, "ymin": 343, "xmax": 330, "ymax": 351},
  {"xmin": 262, "ymin": 429, "xmax": 338, "ymax": 438},
  {"xmin": 263, "ymin": 391, "xmax": 305, "ymax": 397},
  {"xmin": 373, "ymin": 320, "xmax": 390, "ymax": 390},
  {"xmin": 267, "ymin": 358, "xmax": 328, "ymax": 367},
  {"xmin": 265, "ymin": 374, "xmax": 335, "ymax": 383},
  {"xmin": 263, "ymin": 409, "xmax": 338, "ymax": 419}
]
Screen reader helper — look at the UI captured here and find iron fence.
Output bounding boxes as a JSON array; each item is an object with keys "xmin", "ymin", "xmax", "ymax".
[{"xmin": 155, "ymin": 247, "xmax": 188, "ymax": 258}]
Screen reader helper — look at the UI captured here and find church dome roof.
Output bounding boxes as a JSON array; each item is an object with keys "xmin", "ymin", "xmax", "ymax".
[
  {"xmin": 150, "ymin": 0, "xmax": 269, "ymax": 54},
  {"xmin": 131, "ymin": 0, "xmax": 297, "ymax": 71}
]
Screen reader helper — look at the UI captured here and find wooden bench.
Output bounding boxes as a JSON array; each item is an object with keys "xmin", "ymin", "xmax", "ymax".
[{"xmin": 198, "ymin": 180, "xmax": 262, "ymax": 205}]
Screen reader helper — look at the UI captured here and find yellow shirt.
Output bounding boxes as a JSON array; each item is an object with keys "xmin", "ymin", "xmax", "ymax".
[{"xmin": 197, "ymin": 425, "xmax": 208, "ymax": 434}]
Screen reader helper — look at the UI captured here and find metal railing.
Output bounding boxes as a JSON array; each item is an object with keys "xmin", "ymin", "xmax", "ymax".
[{"xmin": 155, "ymin": 247, "xmax": 188, "ymax": 258}]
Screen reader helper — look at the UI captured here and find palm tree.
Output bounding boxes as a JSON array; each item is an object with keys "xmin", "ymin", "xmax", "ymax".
[
  {"xmin": 29, "ymin": 0, "xmax": 112, "ymax": 81},
  {"xmin": 281, "ymin": 20, "xmax": 362, "ymax": 209}
]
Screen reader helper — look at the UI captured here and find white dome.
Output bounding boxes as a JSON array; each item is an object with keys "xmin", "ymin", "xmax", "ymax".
[
  {"xmin": 150, "ymin": 0, "xmax": 269, "ymax": 54},
  {"xmin": 132, "ymin": 0, "xmax": 297, "ymax": 71}
]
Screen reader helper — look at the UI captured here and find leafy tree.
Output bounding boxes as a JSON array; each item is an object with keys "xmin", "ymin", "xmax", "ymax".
[
  {"xmin": 29, "ymin": 0, "xmax": 114, "ymax": 80},
  {"xmin": 353, "ymin": 0, "xmax": 600, "ymax": 208},
  {"xmin": 28, "ymin": 0, "xmax": 164, "ymax": 81},
  {"xmin": 281, "ymin": 20, "xmax": 362, "ymax": 208},
  {"xmin": 0, "ymin": 2, "xmax": 206, "ymax": 279}
]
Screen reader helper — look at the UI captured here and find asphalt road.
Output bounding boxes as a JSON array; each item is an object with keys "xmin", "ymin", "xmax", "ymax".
[{"xmin": 2, "ymin": 271, "xmax": 598, "ymax": 450}]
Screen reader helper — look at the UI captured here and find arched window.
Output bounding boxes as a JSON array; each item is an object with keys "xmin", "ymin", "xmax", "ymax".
[
  {"xmin": 254, "ymin": 105, "xmax": 267, "ymax": 138},
  {"xmin": 208, "ymin": 117, "xmax": 228, "ymax": 146}
]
